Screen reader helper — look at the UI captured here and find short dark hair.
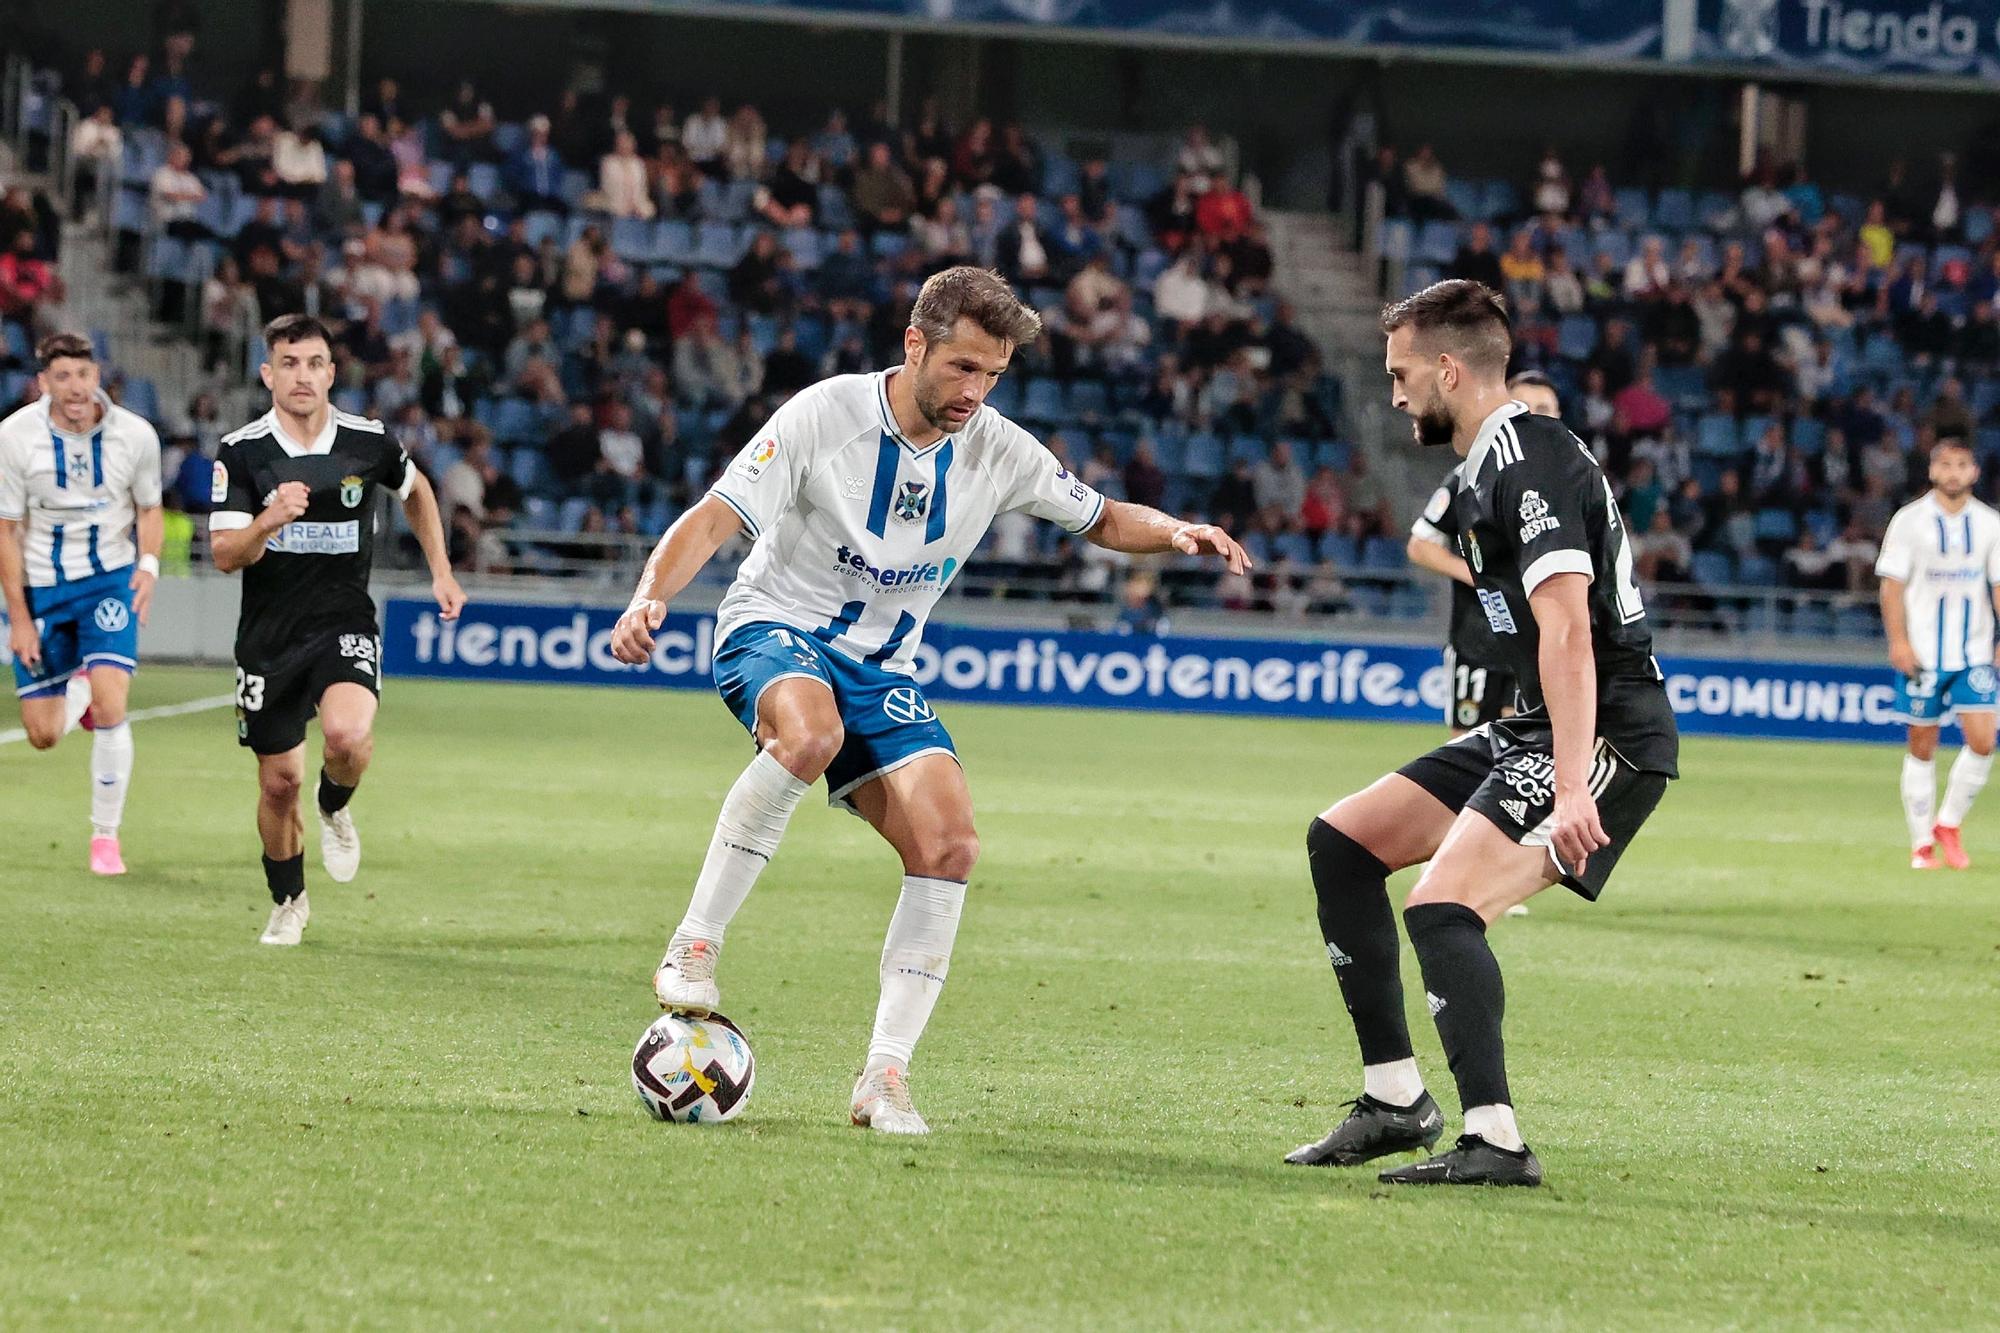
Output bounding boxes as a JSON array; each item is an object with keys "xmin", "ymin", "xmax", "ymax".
[
  {"xmin": 1380, "ymin": 279, "xmax": 1512, "ymax": 373},
  {"xmin": 1507, "ymin": 369, "xmax": 1554, "ymax": 392},
  {"xmin": 910, "ymin": 266, "xmax": 1043, "ymax": 350},
  {"xmin": 35, "ymin": 332, "xmax": 94, "ymax": 370},
  {"xmin": 262, "ymin": 313, "xmax": 334, "ymax": 354},
  {"xmin": 1934, "ymin": 432, "xmax": 1975, "ymax": 453}
]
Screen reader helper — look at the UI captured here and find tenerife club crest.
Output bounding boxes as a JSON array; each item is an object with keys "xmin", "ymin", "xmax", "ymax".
[
  {"xmin": 892, "ymin": 480, "xmax": 931, "ymax": 525},
  {"xmin": 340, "ymin": 474, "xmax": 365, "ymax": 508}
]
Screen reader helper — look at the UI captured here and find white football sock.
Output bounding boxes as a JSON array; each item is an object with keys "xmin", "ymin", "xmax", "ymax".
[
  {"xmin": 866, "ymin": 874, "xmax": 967, "ymax": 1073},
  {"xmin": 1362, "ymin": 1058, "xmax": 1426, "ymax": 1107},
  {"xmin": 1463, "ymin": 1102, "xmax": 1524, "ymax": 1152},
  {"xmin": 1940, "ymin": 748, "xmax": 1993, "ymax": 828},
  {"xmin": 63, "ymin": 675, "xmax": 92, "ymax": 732},
  {"xmin": 1902, "ymin": 754, "xmax": 1937, "ymax": 848},
  {"xmin": 90, "ymin": 721, "xmax": 133, "ymax": 838},
  {"xmin": 670, "ymin": 749, "xmax": 810, "ymax": 948}
]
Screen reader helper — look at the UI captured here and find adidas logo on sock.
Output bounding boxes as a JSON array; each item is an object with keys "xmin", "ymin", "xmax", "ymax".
[
  {"xmin": 1426, "ymin": 991, "xmax": 1447, "ymax": 1016},
  {"xmin": 1325, "ymin": 940, "xmax": 1353, "ymax": 967}
]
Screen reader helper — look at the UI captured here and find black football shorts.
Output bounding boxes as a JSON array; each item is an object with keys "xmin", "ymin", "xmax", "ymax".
[
  {"xmin": 1397, "ymin": 718, "xmax": 1668, "ymax": 899},
  {"xmin": 235, "ymin": 625, "xmax": 382, "ymax": 755}
]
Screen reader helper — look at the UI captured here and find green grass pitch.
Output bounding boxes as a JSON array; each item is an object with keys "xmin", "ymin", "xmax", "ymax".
[{"xmin": 3, "ymin": 665, "xmax": 1998, "ymax": 1328}]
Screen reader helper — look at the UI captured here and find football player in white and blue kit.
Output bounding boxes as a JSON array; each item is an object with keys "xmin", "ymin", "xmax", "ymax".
[
  {"xmin": 610, "ymin": 267, "xmax": 1250, "ymax": 1133},
  {"xmin": 0, "ymin": 333, "xmax": 163, "ymax": 875},
  {"xmin": 1875, "ymin": 437, "xmax": 2000, "ymax": 870}
]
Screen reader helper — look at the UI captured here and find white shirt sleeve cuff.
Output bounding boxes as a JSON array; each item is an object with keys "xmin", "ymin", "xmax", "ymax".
[
  {"xmin": 1873, "ymin": 557, "xmax": 1911, "ymax": 581},
  {"xmin": 208, "ymin": 511, "xmax": 253, "ymax": 533},
  {"xmin": 396, "ymin": 462, "xmax": 419, "ymax": 501},
  {"xmin": 1521, "ymin": 548, "xmax": 1595, "ymax": 596},
  {"xmin": 1409, "ymin": 517, "xmax": 1449, "ymax": 547}
]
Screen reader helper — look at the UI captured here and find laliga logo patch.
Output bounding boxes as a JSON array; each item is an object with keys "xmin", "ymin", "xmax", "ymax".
[
  {"xmin": 211, "ymin": 461, "xmax": 230, "ymax": 505},
  {"xmin": 892, "ymin": 480, "xmax": 930, "ymax": 524},
  {"xmin": 340, "ymin": 474, "xmax": 365, "ymax": 508},
  {"xmin": 1517, "ymin": 489, "xmax": 1559, "ymax": 542},
  {"xmin": 737, "ymin": 438, "xmax": 779, "ymax": 482},
  {"xmin": 882, "ymin": 687, "xmax": 935, "ymax": 724},
  {"xmin": 93, "ymin": 598, "xmax": 130, "ymax": 633}
]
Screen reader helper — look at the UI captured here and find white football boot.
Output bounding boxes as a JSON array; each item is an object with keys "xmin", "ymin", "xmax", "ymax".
[
  {"xmin": 851, "ymin": 1065, "xmax": 929, "ymax": 1135},
  {"xmin": 653, "ymin": 939, "xmax": 722, "ymax": 1015},
  {"xmin": 259, "ymin": 893, "xmax": 310, "ymax": 946},
  {"xmin": 318, "ymin": 807, "xmax": 361, "ymax": 883}
]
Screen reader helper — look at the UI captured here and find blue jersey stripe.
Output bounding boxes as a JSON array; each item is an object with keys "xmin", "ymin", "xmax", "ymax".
[
  {"xmin": 89, "ymin": 430, "xmax": 104, "ymax": 487},
  {"xmin": 50, "ymin": 430, "xmax": 67, "ymax": 489},
  {"xmin": 85, "ymin": 526, "xmax": 105, "ymax": 576},
  {"xmin": 864, "ymin": 611, "xmax": 917, "ymax": 665},
  {"xmin": 1937, "ymin": 515, "xmax": 1949, "ymax": 555},
  {"xmin": 48, "ymin": 523, "xmax": 64, "ymax": 584},
  {"xmin": 1938, "ymin": 592, "xmax": 1950, "ymax": 672},
  {"xmin": 864, "ymin": 434, "xmax": 898, "ymax": 538},
  {"xmin": 811, "ymin": 600, "xmax": 866, "ymax": 646},
  {"xmin": 925, "ymin": 440, "xmax": 953, "ymax": 544}
]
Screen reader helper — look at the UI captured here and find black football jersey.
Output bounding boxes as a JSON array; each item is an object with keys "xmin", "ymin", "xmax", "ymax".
[
  {"xmin": 1450, "ymin": 403, "xmax": 1679, "ymax": 776},
  {"xmin": 1412, "ymin": 463, "xmax": 1506, "ymax": 667},
  {"xmin": 211, "ymin": 409, "xmax": 413, "ymax": 670}
]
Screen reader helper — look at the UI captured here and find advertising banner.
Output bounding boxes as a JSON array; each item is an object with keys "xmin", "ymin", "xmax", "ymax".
[
  {"xmin": 1694, "ymin": 0, "xmax": 2000, "ymax": 78},
  {"xmin": 383, "ymin": 598, "xmax": 1917, "ymax": 744}
]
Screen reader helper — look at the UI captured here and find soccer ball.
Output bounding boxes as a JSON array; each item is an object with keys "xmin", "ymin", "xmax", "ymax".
[{"xmin": 631, "ymin": 1012, "xmax": 756, "ymax": 1124}]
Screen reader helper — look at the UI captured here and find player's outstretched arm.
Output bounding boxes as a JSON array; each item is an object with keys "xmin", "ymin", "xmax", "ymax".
[
  {"xmin": 1085, "ymin": 500, "xmax": 1252, "ymax": 574},
  {"xmin": 1406, "ymin": 534, "xmax": 1474, "ymax": 587},
  {"xmin": 1879, "ymin": 577, "xmax": 1917, "ymax": 677},
  {"xmin": 610, "ymin": 495, "xmax": 744, "ymax": 664},
  {"xmin": 211, "ymin": 481, "xmax": 310, "ymax": 573},
  {"xmin": 1527, "ymin": 572, "xmax": 1610, "ymax": 875},
  {"xmin": 0, "ymin": 516, "xmax": 40, "ymax": 669},
  {"xmin": 399, "ymin": 468, "xmax": 466, "ymax": 621}
]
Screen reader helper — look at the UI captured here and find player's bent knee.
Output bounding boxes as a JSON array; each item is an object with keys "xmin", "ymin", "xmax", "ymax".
[
  {"xmin": 26, "ymin": 724, "xmax": 61, "ymax": 750},
  {"xmin": 258, "ymin": 768, "xmax": 304, "ymax": 807},
  {"xmin": 320, "ymin": 722, "xmax": 374, "ymax": 764},
  {"xmin": 766, "ymin": 726, "xmax": 843, "ymax": 781},
  {"xmin": 923, "ymin": 829, "xmax": 980, "ymax": 881}
]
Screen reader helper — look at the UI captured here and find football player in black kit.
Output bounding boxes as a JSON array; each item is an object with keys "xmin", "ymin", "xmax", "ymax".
[
  {"xmin": 1285, "ymin": 282, "xmax": 1678, "ymax": 1185},
  {"xmin": 209, "ymin": 315, "xmax": 466, "ymax": 946}
]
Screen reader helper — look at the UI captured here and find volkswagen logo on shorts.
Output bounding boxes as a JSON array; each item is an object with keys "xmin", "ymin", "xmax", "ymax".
[
  {"xmin": 93, "ymin": 598, "xmax": 130, "ymax": 633},
  {"xmin": 883, "ymin": 687, "xmax": 934, "ymax": 724}
]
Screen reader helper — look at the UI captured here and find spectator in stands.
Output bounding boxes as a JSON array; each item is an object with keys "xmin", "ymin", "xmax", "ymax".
[
  {"xmin": 1299, "ymin": 465, "xmax": 1348, "ymax": 539},
  {"xmin": 1927, "ymin": 376, "xmax": 1975, "ymax": 440},
  {"xmin": 1531, "ymin": 146, "xmax": 1571, "ymax": 220},
  {"xmin": 1576, "ymin": 164, "xmax": 1614, "ymax": 227},
  {"xmin": 1061, "ymin": 254, "xmax": 1147, "ymax": 372},
  {"xmin": 1633, "ymin": 508, "xmax": 1693, "ymax": 584},
  {"xmin": 505, "ymin": 115, "xmax": 567, "ymax": 214},
  {"xmin": 1123, "ymin": 439, "xmax": 1167, "ymax": 509},
  {"xmin": 682, "ymin": 97, "xmax": 728, "ymax": 177},
  {"xmin": 761, "ymin": 327, "xmax": 816, "ymax": 397},
  {"xmin": 599, "ymin": 130, "xmax": 654, "ymax": 220},
  {"xmin": 1154, "ymin": 248, "xmax": 1213, "ymax": 328},
  {"xmin": 673, "ymin": 314, "xmax": 748, "ymax": 411},
  {"xmin": 815, "ymin": 230, "xmax": 870, "ymax": 318},
  {"xmin": 340, "ymin": 113, "xmax": 398, "ymax": 202},
  {"xmin": 148, "ymin": 141, "xmax": 208, "ymax": 240},
  {"xmin": 313, "ymin": 157, "xmax": 364, "ymax": 235},
  {"xmin": 113, "ymin": 54, "xmax": 155, "ymax": 128},
  {"xmin": 440, "ymin": 79, "xmax": 497, "ymax": 166},
  {"xmin": 1644, "ymin": 283, "xmax": 1703, "ymax": 366},
  {"xmin": 997, "ymin": 193, "xmax": 1054, "ymax": 288},
  {"xmin": 666, "ymin": 270, "xmax": 717, "ymax": 339},
  {"xmin": 1177, "ymin": 124, "xmax": 1226, "ymax": 194},
  {"xmin": 953, "ymin": 118, "xmax": 998, "ymax": 191},
  {"xmin": 0, "ymin": 229, "xmax": 60, "ymax": 325},
  {"xmin": 1401, "ymin": 144, "xmax": 1453, "ymax": 222},
  {"xmin": 199, "ymin": 255, "xmax": 258, "ymax": 367},
  {"xmin": 994, "ymin": 124, "xmax": 1043, "ymax": 197},
  {"xmin": 756, "ymin": 141, "xmax": 818, "ymax": 227},
  {"xmin": 1078, "ymin": 158, "xmax": 1114, "ymax": 228},
  {"xmin": 911, "ymin": 195, "xmax": 971, "ymax": 265},
  {"xmin": 1195, "ymin": 175, "xmax": 1253, "ymax": 248},
  {"xmin": 1623, "ymin": 235, "xmax": 1672, "ymax": 299},
  {"xmin": 503, "ymin": 316, "xmax": 561, "ymax": 388},
  {"xmin": 1448, "ymin": 222, "xmax": 1503, "ymax": 291},
  {"xmin": 548, "ymin": 399, "xmax": 604, "ymax": 493},
  {"xmin": 851, "ymin": 141, "xmax": 916, "ymax": 231},
  {"xmin": 69, "ymin": 105, "xmax": 122, "ymax": 212},
  {"xmin": 373, "ymin": 347, "xmax": 423, "ymax": 417},
  {"xmin": 1711, "ymin": 326, "xmax": 1787, "ymax": 412},
  {"xmin": 423, "ymin": 342, "xmax": 487, "ymax": 422},
  {"xmin": 813, "ymin": 109, "xmax": 857, "ymax": 178},
  {"xmin": 1343, "ymin": 450, "xmax": 1391, "ymax": 538},
  {"xmin": 274, "ymin": 124, "xmax": 328, "ymax": 200},
  {"xmin": 1499, "ymin": 229, "xmax": 1545, "ymax": 312},
  {"xmin": 727, "ymin": 230, "xmax": 788, "ymax": 315},
  {"xmin": 725, "ymin": 104, "xmax": 770, "ymax": 181},
  {"xmin": 1544, "ymin": 248, "xmax": 1585, "ymax": 315},
  {"xmin": 1250, "ymin": 440, "xmax": 1306, "ymax": 533}
]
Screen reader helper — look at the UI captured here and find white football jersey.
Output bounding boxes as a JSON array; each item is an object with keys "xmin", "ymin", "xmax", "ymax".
[
  {"xmin": 1875, "ymin": 491, "xmax": 2000, "ymax": 673},
  {"xmin": 0, "ymin": 391, "xmax": 162, "ymax": 587},
  {"xmin": 709, "ymin": 370, "xmax": 1105, "ymax": 672}
]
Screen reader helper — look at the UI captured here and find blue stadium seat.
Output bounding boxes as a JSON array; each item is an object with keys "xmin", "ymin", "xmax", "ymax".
[
  {"xmin": 1273, "ymin": 533, "xmax": 1317, "ymax": 565},
  {"xmin": 1556, "ymin": 314, "xmax": 1599, "ymax": 361},
  {"xmin": 509, "ymin": 449, "xmax": 551, "ymax": 493},
  {"xmin": 144, "ymin": 237, "xmax": 191, "ymax": 284},
  {"xmin": 1968, "ymin": 207, "xmax": 1995, "ymax": 246},
  {"xmin": 1349, "ymin": 585, "xmax": 1391, "ymax": 617},
  {"xmin": 1390, "ymin": 585, "xmax": 1431, "ymax": 619},
  {"xmin": 1378, "ymin": 219, "xmax": 1413, "ymax": 263},
  {"xmin": 982, "ymin": 376, "xmax": 1020, "ymax": 417},
  {"xmin": 522, "ymin": 211, "xmax": 563, "ymax": 249},
  {"xmin": 871, "ymin": 231, "xmax": 909, "ymax": 261},
  {"xmin": 1068, "ymin": 380, "xmax": 1109, "ymax": 417},
  {"xmin": 493, "ymin": 398, "xmax": 539, "ymax": 446},
  {"xmin": 121, "ymin": 377, "xmax": 160, "ymax": 422},
  {"xmin": 558, "ymin": 497, "xmax": 595, "ymax": 533},
  {"xmin": 1592, "ymin": 230, "xmax": 1632, "ymax": 267},
  {"xmin": 1445, "ymin": 179, "xmax": 1484, "ymax": 221},
  {"xmin": 1654, "ymin": 364, "xmax": 1707, "ymax": 408},
  {"xmin": 1242, "ymin": 532, "xmax": 1272, "ymax": 565},
  {"xmin": 1835, "ymin": 606, "xmax": 1881, "ymax": 639},
  {"xmin": 1696, "ymin": 414, "xmax": 1740, "ymax": 457},
  {"xmin": 1480, "ymin": 179, "xmax": 1520, "ymax": 221},
  {"xmin": 1753, "ymin": 508, "xmax": 1798, "ymax": 543},
  {"xmin": 782, "ymin": 227, "xmax": 822, "ymax": 268},
  {"xmin": 1791, "ymin": 417, "xmax": 1826, "ymax": 455},
  {"xmin": 1321, "ymin": 534, "xmax": 1361, "ymax": 568},
  {"xmin": 1613, "ymin": 187, "xmax": 1650, "ymax": 230},
  {"xmin": 332, "ymin": 388, "xmax": 368, "ymax": 415},
  {"xmin": 1403, "ymin": 263, "xmax": 1441, "ymax": 296},
  {"xmin": 113, "ymin": 189, "xmax": 150, "ymax": 235},
  {"xmin": 1181, "ymin": 432, "xmax": 1223, "ymax": 479},
  {"xmin": 1360, "ymin": 537, "xmax": 1405, "ymax": 570},
  {"xmin": 1416, "ymin": 221, "xmax": 1459, "ymax": 266},
  {"xmin": 1226, "ymin": 435, "xmax": 1266, "ymax": 466},
  {"xmin": 467, "ymin": 163, "xmax": 501, "ymax": 200},
  {"xmin": 1690, "ymin": 550, "xmax": 1734, "ymax": 586},
  {"xmin": 693, "ymin": 222, "xmax": 739, "ymax": 268},
  {"xmin": 1021, "ymin": 379, "xmax": 1066, "ymax": 424},
  {"xmin": 1738, "ymin": 554, "xmax": 1779, "ymax": 585},
  {"xmin": 1313, "ymin": 440, "xmax": 1352, "ymax": 472},
  {"xmin": 1654, "ymin": 189, "xmax": 1694, "ymax": 231},
  {"xmin": 610, "ymin": 216, "xmax": 657, "ymax": 262},
  {"xmin": 1695, "ymin": 191, "xmax": 1734, "ymax": 229}
]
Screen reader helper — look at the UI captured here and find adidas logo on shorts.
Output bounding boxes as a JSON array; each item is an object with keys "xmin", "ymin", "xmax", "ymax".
[
  {"xmin": 1426, "ymin": 991, "xmax": 1447, "ymax": 1016},
  {"xmin": 1500, "ymin": 798, "xmax": 1529, "ymax": 825}
]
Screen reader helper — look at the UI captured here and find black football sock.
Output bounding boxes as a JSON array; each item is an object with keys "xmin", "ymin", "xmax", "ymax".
[
  {"xmin": 1307, "ymin": 817, "xmax": 1414, "ymax": 1067},
  {"xmin": 317, "ymin": 769, "xmax": 356, "ymax": 815},
  {"xmin": 262, "ymin": 852, "xmax": 306, "ymax": 905},
  {"xmin": 1403, "ymin": 901, "xmax": 1510, "ymax": 1111}
]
